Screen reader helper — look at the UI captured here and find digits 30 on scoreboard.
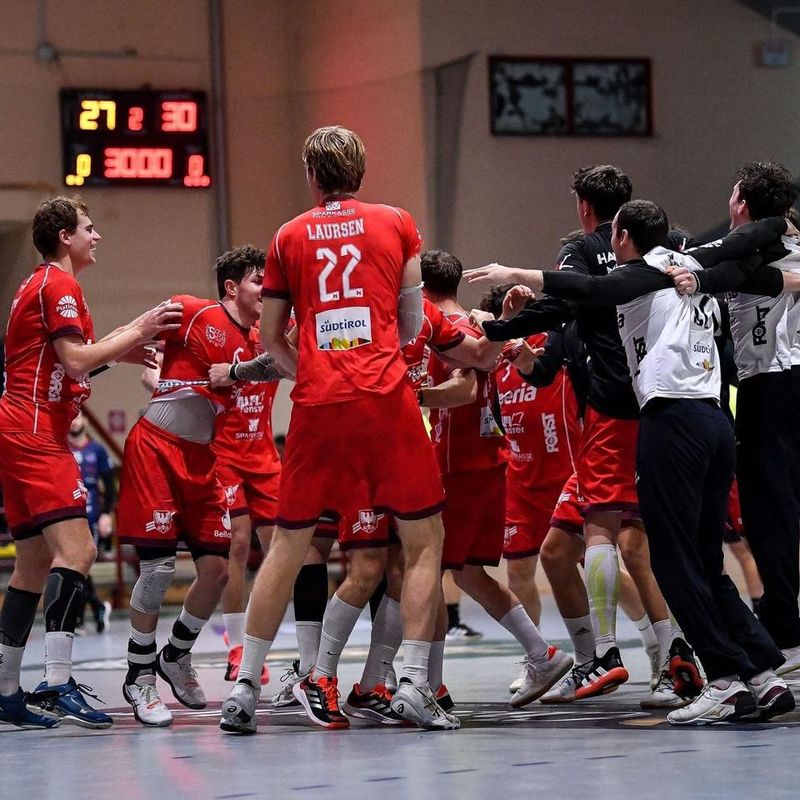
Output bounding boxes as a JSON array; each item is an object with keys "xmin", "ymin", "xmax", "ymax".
[{"xmin": 60, "ymin": 89, "xmax": 212, "ymax": 188}]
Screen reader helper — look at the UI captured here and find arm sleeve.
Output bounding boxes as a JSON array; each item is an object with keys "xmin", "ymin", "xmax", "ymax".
[
  {"xmin": 41, "ymin": 273, "xmax": 87, "ymax": 341},
  {"xmin": 541, "ymin": 264, "xmax": 672, "ymax": 305},
  {"xmin": 692, "ymin": 217, "xmax": 787, "ymax": 268},
  {"xmin": 695, "ymin": 256, "xmax": 784, "ymax": 297},
  {"xmin": 483, "ymin": 296, "xmax": 573, "ymax": 341},
  {"xmin": 397, "ymin": 283, "xmax": 424, "ymax": 347}
]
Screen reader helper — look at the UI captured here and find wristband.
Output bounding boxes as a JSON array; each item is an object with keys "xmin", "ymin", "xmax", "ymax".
[{"xmin": 228, "ymin": 363, "xmax": 238, "ymax": 382}]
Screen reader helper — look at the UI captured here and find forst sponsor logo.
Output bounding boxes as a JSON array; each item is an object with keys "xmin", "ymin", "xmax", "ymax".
[{"xmin": 542, "ymin": 413, "xmax": 559, "ymax": 454}]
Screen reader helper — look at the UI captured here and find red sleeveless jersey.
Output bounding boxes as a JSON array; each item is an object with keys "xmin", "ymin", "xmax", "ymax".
[
  {"xmin": 261, "ymin": 197, "xmax": 421, "ymax": 406},
  {"xmin": 0, "ymin": 264, "xmax": 96, "ymax": 438}
]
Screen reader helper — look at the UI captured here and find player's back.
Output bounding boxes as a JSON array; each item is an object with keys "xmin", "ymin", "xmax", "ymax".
[{"xmin": 263, "ymin": 197, "xmax": 420, "ymax": 405}]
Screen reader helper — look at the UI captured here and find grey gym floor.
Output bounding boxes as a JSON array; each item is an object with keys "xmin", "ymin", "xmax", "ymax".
[{"xmin": 6, "ymin": 595, "xmax": 800, "ymax": 800}]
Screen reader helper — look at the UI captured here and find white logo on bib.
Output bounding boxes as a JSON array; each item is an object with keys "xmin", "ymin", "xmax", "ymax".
[{"xmin": 315, "ymin": 307, "xmax": 372, "ymax": 350}]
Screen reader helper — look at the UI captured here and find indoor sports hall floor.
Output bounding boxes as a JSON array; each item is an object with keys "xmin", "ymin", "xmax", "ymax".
[{"xmin": 6, "ymin": 595, "xmax": 800, "ymax": 800}]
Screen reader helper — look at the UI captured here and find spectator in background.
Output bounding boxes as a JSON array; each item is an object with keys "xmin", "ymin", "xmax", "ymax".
[{"xmin": 68, "ymin": 411, "xmax": 114, "ymax": 633}]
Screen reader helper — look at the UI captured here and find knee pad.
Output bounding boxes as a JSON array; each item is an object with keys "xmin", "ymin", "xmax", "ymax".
[{"xmin": 130, "ymin": 556, "xmax": 176, "ymax": 614}]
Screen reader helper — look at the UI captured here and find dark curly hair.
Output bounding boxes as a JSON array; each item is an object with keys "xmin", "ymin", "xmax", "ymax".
[
  {"xmin": 572, "ymin": 165, "xmax": 632, "ymax": 221},
  {"xmin": 479, "ymin": 283, "xmax": 514, "ymax": 318},
  {"xmin": 215, "ymin": 245, "xmax": 266, "ymax": 299},
  {"xmin": 735, "ymin": 161, "xmax": 799, "ymax": 220},
  {"xmin": 32, "ymin": 195, "xmax": 87, "ymax": 257}
]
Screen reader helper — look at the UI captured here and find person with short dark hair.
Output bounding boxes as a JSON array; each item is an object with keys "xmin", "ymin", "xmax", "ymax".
[
  {"xmin": 0, "ymin": 196, "xmax": 181, "ymax": 729},
  {"xmin": 118, "ymin": 245, "xmax": 280, "ymax": 727}
]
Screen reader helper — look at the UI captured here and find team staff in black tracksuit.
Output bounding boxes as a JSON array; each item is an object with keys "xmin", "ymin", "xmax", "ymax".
[
  {"xmin": 483, "ymin": 200, "xmax": 796, "ymax": 726},
  {"xmin": 671, "ymin": 163, "xmax": 800, "ymax": 671},
  {"xmin": 465, "ymin": 166, "xmax": 677, "ymax": 706}
]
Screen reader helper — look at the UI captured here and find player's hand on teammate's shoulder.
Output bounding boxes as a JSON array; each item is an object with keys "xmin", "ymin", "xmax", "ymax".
[
  {"xmin": 468, "ymin": 308, "xmax": 494, "ymax": 328},
  {"xmin": 209, "ymin": 363, "xmax": 235, "ymax": 388},
  {"xmin": 133, "ymin": 300, "xmax": 184, "ymax": 341},
  {"xmin": 667, "ymin": 266, "xmax": 698, "ymax": 295}
]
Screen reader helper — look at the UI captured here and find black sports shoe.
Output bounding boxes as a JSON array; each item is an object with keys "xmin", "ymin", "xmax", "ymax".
[
  {"xmin": 343, "ymin": 683, "xmax": 403, "ymax": 725},
  {"xmin": 668, "ymin": 637, "xmax": 704, "ymax": 699},
  {"xmin": 573, "ymin": 648, "xmax": 629, "ymax": 700},
  {"xmin": 292, "ymin": 675, "xmax": 349, "ymax": 729}
]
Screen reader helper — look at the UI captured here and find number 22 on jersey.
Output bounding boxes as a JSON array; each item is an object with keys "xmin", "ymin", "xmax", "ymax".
[{"xmin": 317, "ymin": 245, "xmax": 363, "ymax": 302}]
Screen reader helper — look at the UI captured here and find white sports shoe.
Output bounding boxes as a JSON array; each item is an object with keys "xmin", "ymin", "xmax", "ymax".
[
  {"xmin": 746, "ymin": 671, "xmax": 796, "ymax": 721},
  {"xmin": 646, "ymin": 644, "xmax": 662, "ymax": 691},
  {"xmin": 510, "ymin": 647, "xmax": 573, "ymax": 708},
  {"xmin": 640, "ymin": 671, "xmax": 689, "ymax": 710},
  {"xmin": 123, "ymin": 675, "xmax": 173, "ymax": 727},
  {"xmin": 667, "ymin": 679, "xmax": 755, "ymax": 726},
  {"xmin": 540, "ymin": 668, "xmax": 580, "ymax": 703},
  {"xmin": 776, "ymin": 645, "xmax": 800, "ymax": 676},
  {"xmin": 220, "ymin": 680, "xmax": 260, "ymax": 734},
  {"xmin": 271, "ymin": 660, "xmax": 304, "ymax": 708},
  {"xmin": 156, "ymin": 651, "xmax": 207, "ymax": 709},
  {"xmin": 390, "ymin": 680, "xmax": 460, "ymax": 730},
  {"xmin": 508, "ymin": 660, "xmax": 527, "ymax": 694}
]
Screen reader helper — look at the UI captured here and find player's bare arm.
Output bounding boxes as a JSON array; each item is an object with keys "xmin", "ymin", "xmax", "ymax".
[
  {"xmin": 464, "ymin": 264, "xmax": 546, "ymax": 292},
  {"xmin": 419, "ymin": 368, "xmax": 478, "ymax": 408},
  {"xmin": 53, "ymin": 301, "xmax": 183, "ymax": 379},
  {"xmin": 502, "ymin": 339, "xmax": 546, "ymax": 377},
  {"xmin": 260, "ymin": 296, "xmax": 297, "ymax": 380}
]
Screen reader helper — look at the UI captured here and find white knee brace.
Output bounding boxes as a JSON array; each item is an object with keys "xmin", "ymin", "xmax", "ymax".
[{"xmin": 130, "ymin": 556, "xmax": 176, "ymax": 614}]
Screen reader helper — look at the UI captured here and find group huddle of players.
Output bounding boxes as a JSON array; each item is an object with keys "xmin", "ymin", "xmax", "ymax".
[{"xmin": 1, "ymin": 125, "xmax": 800, "ymax": 734}]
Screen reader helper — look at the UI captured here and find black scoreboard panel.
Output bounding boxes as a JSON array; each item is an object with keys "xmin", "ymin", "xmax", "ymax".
[{"xmin": 60, "ymin": 89, "xmax": 212, "ymax": 188}]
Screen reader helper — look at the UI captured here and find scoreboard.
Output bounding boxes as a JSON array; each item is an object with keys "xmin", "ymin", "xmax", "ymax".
[{"xmin": 60, "ymin": 89, "xmax": 212, "ymax": 188}]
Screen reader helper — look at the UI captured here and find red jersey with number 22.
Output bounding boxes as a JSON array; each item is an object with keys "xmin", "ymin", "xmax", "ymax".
[{"xmin": 261, "ymin": 197, "xmax": 421, "ymax": 406}]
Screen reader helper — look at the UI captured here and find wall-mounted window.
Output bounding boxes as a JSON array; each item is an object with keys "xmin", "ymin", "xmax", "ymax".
[{"xmin": 489, "ymin": 57, "xmax": 652, "ymax": 137}]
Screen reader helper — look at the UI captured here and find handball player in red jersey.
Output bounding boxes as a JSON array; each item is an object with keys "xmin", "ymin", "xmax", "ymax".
[
  {"xmin": 220, "ymin": 126, "xmax": 459, "ymax": 734},
  {"xmin": 0, "ymin": 196, "xmax": 181, "ymax": 729}
]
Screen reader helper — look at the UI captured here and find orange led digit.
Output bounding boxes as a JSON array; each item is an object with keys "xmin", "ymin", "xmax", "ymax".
[
  {"xmin": 128, "ymin": 107, "xmax": 144, "ymax": 131},
  {"xmin": 161, "ymin": 101, "xmax": 198, "ymax": 132}
]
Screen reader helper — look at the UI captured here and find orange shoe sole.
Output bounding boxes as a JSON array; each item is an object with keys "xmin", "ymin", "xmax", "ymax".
[
  {"xmin": 669, "ymin": 655, "xmax": 703, "ymax": 699},
  {"xmin": 573, "ymin": 666, "xmax": 629, "ymax": 700}
]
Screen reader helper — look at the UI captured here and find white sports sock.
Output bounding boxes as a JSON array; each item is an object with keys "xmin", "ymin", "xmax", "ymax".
[
  {"xmin": 312, "ymin": 595, "xmax": 362, "ymax": 679},
  {"xmin": 653, "ymin": 619, "xmax": 675, "ymax": 668},
  {"xmin": 237, "ymin": 633, "xmax": 271, "ymax": 687},
  {"xmin": 498, "ymin": 604, "xmax": 548, "ymax": 662},
  {"xmin": 428, "ymin": 640, "xmax": 446, "ymax": 692},
  {"xmin": 296, "ymin": 622, "xmax": 322, "ymax": 676},
  {"xmin": 359, "ymin": 596, "xmax": 402, "ymax": 691},
  {"xmin": 223, "ymin": 612, "xmax": 246, "ymax": 650},
  {"xmin": 44, "ymin": 631, "xmax": 74, "ymax": 686},
  {"xmin": 564, "ymin": 615, "xmax": 595, "ymax": 664},
  {"xmin": 0, "ymin": 644, "xmax": 24, "ymax": 695},
  {"xmin": 400, "ymin": 639, "xmax": 430, "ymax": 686},
  {"xmin": 585, "ymin": 544, "xmax": 619, "ymax": 657},
  {"xmin": 634, "ymin": 615, "xmax": 658, "ymax": 652}
]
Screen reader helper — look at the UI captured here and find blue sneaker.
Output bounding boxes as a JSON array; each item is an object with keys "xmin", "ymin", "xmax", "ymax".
[
  {"xmin": 0, "ymin": 688, "xmax": 60, "ymax": 729},
  {"xmin": 32, "ymin": 678, "xmax": 113, "ymax": 729}
]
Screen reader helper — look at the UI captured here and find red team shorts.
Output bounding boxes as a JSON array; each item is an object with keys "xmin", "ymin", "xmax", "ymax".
[
  {"xmin": 503, "ymin": 477, "xmax": 564, "ymax": 559},
  {"xmin": 277, "ymin": 383, "xmax": 445, "ymax": 529},
  {"xmin": 0, "ymin": 432, "xmax": 87, "ymax": 540},
  {"xmin": 441, "ymin": 464, "xmax": 506, "ymax": 570},
  {"xmin": 724, "ymin": 479, "xmax": 745, "ymax": 544},
  {"xmin": 217, "ymin": 462, "xmax": 280, "ymax": 528},
  {"xmin": 575, "ymin": 406, "xmax": 639, "ymax": 515},
  {"xmin": 117, "ymin": 418, "xmax": 231, "ymax": 554}
]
